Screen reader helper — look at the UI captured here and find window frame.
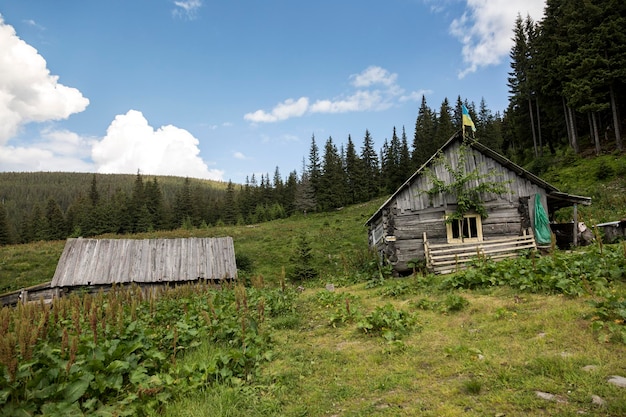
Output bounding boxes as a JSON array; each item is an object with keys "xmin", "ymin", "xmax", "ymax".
[{"xmin": 445, "ymin": 213, "xmax": 483, "ymax": 243}]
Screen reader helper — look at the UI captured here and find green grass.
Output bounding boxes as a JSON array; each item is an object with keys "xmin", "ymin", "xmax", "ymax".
[
  {"xmin": 159, "ymin": 284, "xmax": 626, "ymax": 416},
  {"xmin": 0, "ymin": 240, "xmax": 65, "ymax": 293},
  {"xmin": 1, "ymin": 154, "xmax": 625, "ymax": 415}
]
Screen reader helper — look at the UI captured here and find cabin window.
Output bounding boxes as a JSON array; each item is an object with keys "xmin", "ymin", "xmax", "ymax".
[{"xmin": 446, "ymin": 214, "xmax": 483, "ymax": 243}]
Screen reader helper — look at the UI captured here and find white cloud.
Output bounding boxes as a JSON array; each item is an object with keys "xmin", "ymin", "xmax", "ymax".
[
  {"xmin": 244, "ymin": 97, "xmax": 309, "ymax": 123},
  {"xmin": 233, "ymin": 151, "xmax": 247, "ymax": 160},
  {"xmin": 173, "ymin": 0, "xmax": 203, "ymax": 19},
  {"xmin": 0, "ymin": 16, "xmax": 89, "ymax": 144},
  {"xmin": 350, "ymin": 66, "xmax": 397, "ymax": 88},
  {"xmin": 0, "ymin": 142, "xmax": 95, "ymax": 172},
  {"xmin": 244, "ymin": 66, "xmax": 421, "ymax": 123},
  {"xmin": 92, "ymin": 110, "xmax": 223, "ymax": 181},
  {"xmin": 310, "ymin": 90, "xmax": 388, "ymax": 114},
  {"xmin": 450, "ymin": 0, "xmax": 546, "ymax": 78}
]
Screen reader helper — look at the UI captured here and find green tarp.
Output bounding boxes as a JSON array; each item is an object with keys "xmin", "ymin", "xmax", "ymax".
[{"xmin": 534, "ymin": 194, "xmax": 551, "ymax": 245}]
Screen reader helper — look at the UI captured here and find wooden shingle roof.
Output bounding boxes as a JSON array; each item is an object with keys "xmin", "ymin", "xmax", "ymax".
[
  {"xmin": 51, "ymin": 237, "xmax": 237, "ymax": 287},
  {"xmin": 366, "ymin": 131, "xmax": 590, "ymax": 225}
]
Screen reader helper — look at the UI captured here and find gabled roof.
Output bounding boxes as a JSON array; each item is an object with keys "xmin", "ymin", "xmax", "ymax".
[
  {"xmin": 366, "ymin": 131, "xmax": 591, "ymax": 225},
  {"xmin": 51, "ymin": 237, "xmax": 237, "ymax": 287}
]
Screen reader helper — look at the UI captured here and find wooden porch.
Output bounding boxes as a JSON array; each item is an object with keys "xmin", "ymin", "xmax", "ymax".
[{"xmin": 423, "ymin": 232, "xmax": 537, "ymax": 275}]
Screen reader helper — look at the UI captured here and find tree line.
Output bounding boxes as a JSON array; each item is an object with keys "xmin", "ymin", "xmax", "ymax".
[{"xmin": 505, "ymin": 0, "xmax": 625, "ymax": 158}]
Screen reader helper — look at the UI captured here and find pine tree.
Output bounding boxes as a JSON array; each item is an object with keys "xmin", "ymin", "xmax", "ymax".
[
  {"xmin": 288, "ymin": 232, "xmax": 318, "ymax": 282},
  {"xmin": 44, "ymin": 197, "xmax": 66, "ymax": 240},
  {"xmin": 434, "ymin": 98, "xmax": 455, "ymax": 147},
  {"xmin": 360, "ymin": 130, "xmax": 380, "ymax": 201},
  {"xmin": 294, "ymin": 172, "xmax": 316, "ymax": 215},
  {"xmin": 144, "ymin": 177, "xmax": 165, "ymax": 230},
  {"xmin": 318, "ymin": 137, "xmax": 347, "ymax": 210},
  {"xmin": 174, "ymin": 177, "xmax": 194, "ymax": 227},
  {"xmin": 0, "ymin": 203, "xmax": 11, "ymax": 245},
  {"xmin": 399, "ymin": 126, "xmax": 413, "ymax": 182},
  {"xmin": 412, "ymin": 95, "xmax": 436, "ymax": 168},
  {"xmin": 345, "ymin": 135, "xmax": 365, "ymax": 204},
  {"xmin": 307, "ymin": 135, "xmax": 322, "ymax": 209},
  {"xmin": 223, "ymin": 180, "xmax": 237, "ymax": 225}
]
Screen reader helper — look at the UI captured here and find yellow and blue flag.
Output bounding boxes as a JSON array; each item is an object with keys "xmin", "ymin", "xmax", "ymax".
[{"xmin": 462, "ymin": 104, "xmax": 476, "ymax": 132}]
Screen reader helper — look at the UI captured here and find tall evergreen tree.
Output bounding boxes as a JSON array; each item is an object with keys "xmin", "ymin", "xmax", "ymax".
[
  {"xmin": 412, "ymin": 95, "xmax": 436, "ymax": 168},
  {"xmin": 399, "ymin": 126, "xmax": 413, "ymax": 180},
  {"xmin": 144, "ymin": 177, "xmax": 165, "ymax": 230},
  {"xmin": 319, "ymin": 137, "xmax": 347, "ymax": 210},
  {"xmin": 307, "ymin": 135, "xmax": 322, "ymax": 207},
  {"xmin": 294, "ymin": 172, "xmax": 316, "ymax": 215},
  {"xmin": 360, "ymin": 130, "xmax": 380, "ymax": 200},
  {"xmin": 0, "ymin": 203, "xmax": 11, "ymax": 245},
  {"xmin": 44, "ymin": 197, "xmax": 66, "ymax": 240},
  {"xmin": 434, "ymin": 98, "xmax": 455, "ymax": 147}
]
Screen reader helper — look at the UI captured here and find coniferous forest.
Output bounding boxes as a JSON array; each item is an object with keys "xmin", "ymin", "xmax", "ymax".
[{"xmin": 0, "ymin": 0, "xmax": 624, "ymax": 245}]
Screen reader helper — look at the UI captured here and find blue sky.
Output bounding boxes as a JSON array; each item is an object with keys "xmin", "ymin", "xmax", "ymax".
[{"xmin": 0, "ymin": 0, "xmax": 545, "ymax": 184}]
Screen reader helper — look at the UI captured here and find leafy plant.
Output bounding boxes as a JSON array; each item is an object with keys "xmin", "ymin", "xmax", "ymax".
[
  {"xmin": 442, "ymin": 293, "xmax": 470, "ymax": 312},
  {"xmin": 356, "ymin": 304, "xmax": 420, "ymax": 341},
  {"xmin": 0, "ymin": 283, "xmax": 291, "ymax": 415},
  {"xmin": 423, "ymin": 142, "xmax": 510, "ymax": 225},
  {"xmin": 589, "ymin": 291, "xmax": 626, "ymax": 344}
]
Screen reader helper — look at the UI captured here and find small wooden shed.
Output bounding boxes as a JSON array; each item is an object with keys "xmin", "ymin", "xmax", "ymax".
[
  {"xmin": 366, "ymin": 132, "xmax": 591, "ymax": 274},
  {"xmin": 51, "ymin": 237, "xmax": 238, "ymax": 290}
]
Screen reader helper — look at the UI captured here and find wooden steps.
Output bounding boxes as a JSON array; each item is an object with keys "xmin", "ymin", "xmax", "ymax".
[{"xmin": 423, "ymin": 232, "xmax": 537, "ymax": 274}]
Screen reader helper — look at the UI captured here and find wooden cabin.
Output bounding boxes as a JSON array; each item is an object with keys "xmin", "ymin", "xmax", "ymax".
[
  {"xmin": 1, "ymin": 237, "xmax": 238, "ymax": 306},
  {"xmin": 366, "ymin": 132, "xmax": 591, "ymax": 275},
  {"xmin": 51, "ymin": 237, "xmax": 238, "ymax": 289}
]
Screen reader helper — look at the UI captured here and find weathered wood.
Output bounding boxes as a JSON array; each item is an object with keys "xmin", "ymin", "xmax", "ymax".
[
  {"xmin": 51, "ymin": 237, "xmax": 237, "ymax": 288},
  {"xmin": 425, "ymin": 234, "xmax": 536, "ymax": 274},
  {"xmin": 367, "ymin": 132, "xmax": 590, "ymax": 275}
]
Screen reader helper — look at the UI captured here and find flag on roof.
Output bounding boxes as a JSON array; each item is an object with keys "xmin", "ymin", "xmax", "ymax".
[{"xmin": 462, "ymin": 104, "xmax": 476, "ymax": 133}]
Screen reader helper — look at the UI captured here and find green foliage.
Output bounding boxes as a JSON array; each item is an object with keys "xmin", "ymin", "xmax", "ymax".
[
  {"xmin": 424, "ymin": 142, "xmax": 509, "ymax": 222},
  {"xmin": 356, "ymin": 304, "xmax": 420, "ymax": 341},
  {"xmin": 377, "ymin": 280, "xmax": 414, "ymax": 298},
  {"xmin": 287, "ymin": 233, "xmax": 318, "ymax": 282},
  {"xmin": 0, "ymin": 284, "xmax": 294, "ymax": 415},
  {"xmin": 235, "ymin": 253, "xmax": 254, "ymax": 274},
  {"xmin": 313, "ymin": 290, "xmax": 361, "ymax": 327},
  {"xmin": 589, "ymin": 291, "xmax": 626, "ymax": 344},
  {"xmin": 440, "ymin": 244, "xmax": 625, "ymax": 297},
  {"xmin": 442, "ymin": 293, "xmax": 470, "ymax": 312}
]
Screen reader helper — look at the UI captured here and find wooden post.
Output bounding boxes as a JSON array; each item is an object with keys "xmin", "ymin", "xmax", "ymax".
[{"xmin": 573, "ymin": 203, "xmax": 578, "ymax": 247}]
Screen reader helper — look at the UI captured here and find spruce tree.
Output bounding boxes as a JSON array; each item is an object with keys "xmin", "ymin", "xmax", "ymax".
[
  {"xmin": 0, "ymin": 203, "xmax": 11, "ymax": 245},
  {"xmin": 44, "ymin": 198, "xmax": 66, "ymax": 241},
  {"xmin": 360, "ymin": 130, "xmax": 380, "ymax": 200}
]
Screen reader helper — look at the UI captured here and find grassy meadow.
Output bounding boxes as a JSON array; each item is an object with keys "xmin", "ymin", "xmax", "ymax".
[{"xmin": 0, "ymin": 153, "xmax": 625, "ymax": 416}]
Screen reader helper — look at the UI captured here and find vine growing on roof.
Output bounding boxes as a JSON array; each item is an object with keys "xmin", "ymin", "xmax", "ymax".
[{"xmin": 423, "ymin": 141, "xmax": 510, "ymax": 223}]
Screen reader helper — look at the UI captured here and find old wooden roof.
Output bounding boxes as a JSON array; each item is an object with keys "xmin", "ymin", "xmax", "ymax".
[
  {"xmin": 366, "ymin": 131, "xmax": 591, "ymax": 225},
  {"xmin": 51, "ymin": 237, "xmax": 237, "ymax": 288}
]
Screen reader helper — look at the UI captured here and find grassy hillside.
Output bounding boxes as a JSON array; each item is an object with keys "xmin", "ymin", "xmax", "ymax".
[
  {"xmin": 532, "ymin": 151, "xmax": 626, "ymax": 223},
  {"xmin": 1, "ymin": 184, "xmax": 625, "ymax": 415}
]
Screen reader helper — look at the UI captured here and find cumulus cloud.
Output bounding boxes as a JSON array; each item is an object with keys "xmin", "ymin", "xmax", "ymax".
[
  {"xmin": 450, "ymin": 0, "xmax": 546, "ymax": 78},
  {"xmin": 0, "ymin": 128, "xmax": 96, "ymax": 172},
  {"xmin": 244, "ymin": 97, "xmax": 309, "ymax": 123},
  {"xmin": 92, "ymin": 110, "xmax": 223, "ymax": 181},
  {"xmin": 244, "ymin": 66, "xmax": 420, "ymax": 123},
  {"xmin": 0, "ymin": 16, "xmax": 89, "ymax": 144}
]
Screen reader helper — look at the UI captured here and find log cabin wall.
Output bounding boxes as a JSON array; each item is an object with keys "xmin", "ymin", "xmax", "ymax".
[{"xmin": 369, "ymin": 139, "xmax": 551, "ymax": 273}]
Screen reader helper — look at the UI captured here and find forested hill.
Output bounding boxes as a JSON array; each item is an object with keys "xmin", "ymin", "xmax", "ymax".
[{"xmin": 0, "ymin": 172, "xmax": 229, "ymax": 244}]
